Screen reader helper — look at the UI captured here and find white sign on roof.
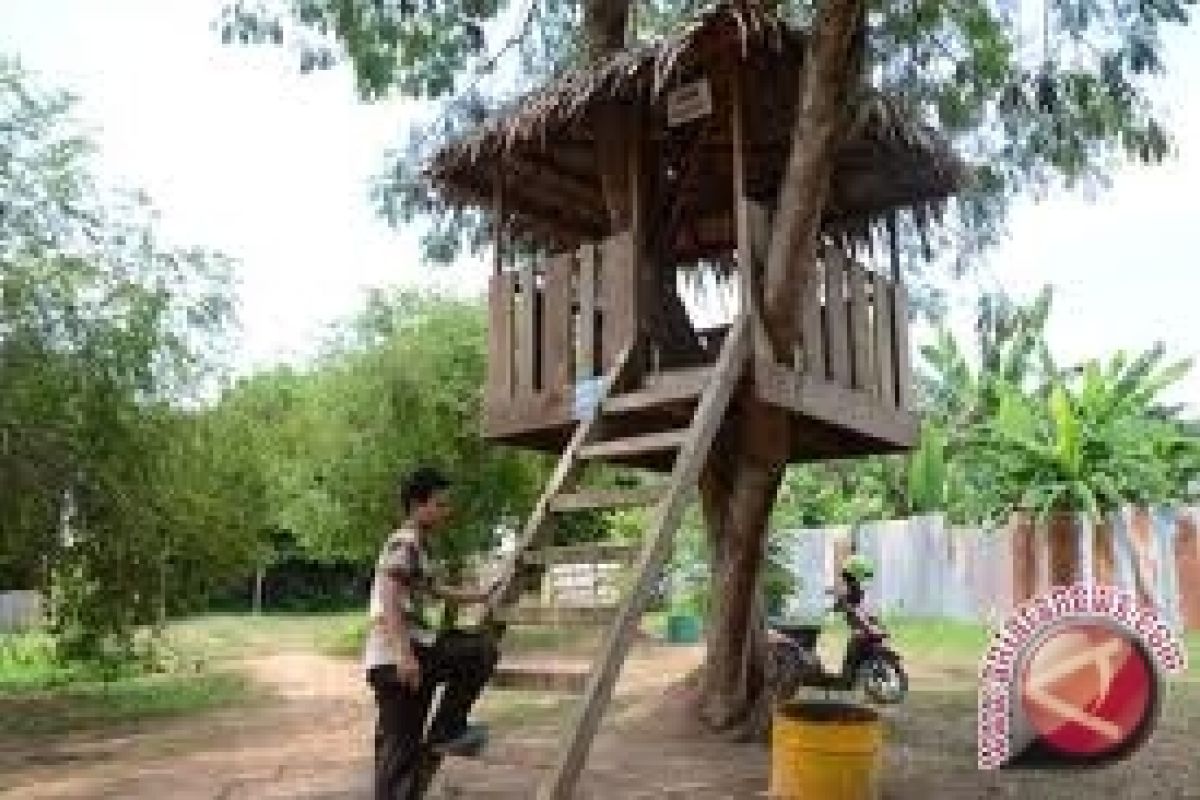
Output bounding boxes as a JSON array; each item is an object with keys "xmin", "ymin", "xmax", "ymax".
[{"xmin": 666, "ymin": 78, "xmax": 713, "ymax": 128}]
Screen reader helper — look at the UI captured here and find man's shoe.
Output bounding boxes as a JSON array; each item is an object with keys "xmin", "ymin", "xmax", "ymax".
[{"xmin": 428, "ymin": 722, "xmax": 489, "ymax": 757}]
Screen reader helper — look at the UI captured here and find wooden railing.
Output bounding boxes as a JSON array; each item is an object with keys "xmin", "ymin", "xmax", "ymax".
[
  {"xmin": 791, "ymin": 248, "xmax": 911, "ymax": 411},
  {"xmin": 486, "ymin": 231, "xmax": 636, "ymax": 436}
]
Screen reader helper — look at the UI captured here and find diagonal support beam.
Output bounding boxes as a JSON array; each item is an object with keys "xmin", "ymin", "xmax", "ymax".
[{"xmin": 535, "ymin": 313, "xmax": 751, "ymax": 800}]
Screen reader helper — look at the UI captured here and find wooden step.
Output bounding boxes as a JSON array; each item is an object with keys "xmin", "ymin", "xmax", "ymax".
[
  {"xmin": 502, "ymin": 604, "xmax": 617, "ymax": 626},
  {"xmin": 603, "ymin": 367, "xmax": 712, "ymax": 415},
  {"xmin": 579, "ymin": 429, "xmax": 689, "ymax": 461},
  {"xmin": 519, "ymin": 542, "xmax": 637, "ymax": 566},
  {"xmin": 550, "ymin": 487, "xmax": 663, "ymax": 512},
  {"xmin": 492, "ymin": 657, "xmax": 592, "ymax": 693}
]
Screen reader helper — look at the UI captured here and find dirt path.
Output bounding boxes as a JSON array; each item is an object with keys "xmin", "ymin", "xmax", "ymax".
[
  {"xmin": 0, "ymin": 652, "xmax": 373, "ymax": 799},
  {"xmin": 0, "ymin": 647, "xmax": 720, "ymax": 800},
  {"xmin": 2, "ymin": 646, "xmax": 1198, "ymax": 799}
]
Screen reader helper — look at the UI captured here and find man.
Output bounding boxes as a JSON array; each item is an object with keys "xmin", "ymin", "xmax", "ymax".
[{"xmin": 364, "ymin": 467, "xmax": 500, "ymax": 799}]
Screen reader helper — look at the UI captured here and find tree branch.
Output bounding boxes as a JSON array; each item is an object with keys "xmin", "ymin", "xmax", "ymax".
[
  {"xmin": 762, "ymin": 0, "xmax": 868, "ymax": 351},
  {"xmin": 477, "ymin": 0, "xmax": 542, "ymax": 75}
]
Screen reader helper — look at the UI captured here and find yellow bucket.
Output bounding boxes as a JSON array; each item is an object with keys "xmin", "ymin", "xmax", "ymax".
[{"xmin": 770, "ymin": 701, "xmax": 883, "ymax": 800}]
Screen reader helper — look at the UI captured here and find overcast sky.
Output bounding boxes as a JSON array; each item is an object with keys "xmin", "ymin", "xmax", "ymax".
[{"xmin": 3, "ymin": 1, "xmax": 1199, "ymax": 405}]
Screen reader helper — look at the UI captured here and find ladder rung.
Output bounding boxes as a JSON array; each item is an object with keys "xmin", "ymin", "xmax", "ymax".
[
  {"xmin": 502, "ymin": 605, "xmax": 617, "ymax": 626},
  {"xmin": 603, "ymin": 368, "xmax": 712, "ymax": 415},
  {"xmin": 550, "ymin": 487, "xmax": 663, "ymax": 512},
  {"xmin": 519, "ymin": 542, "xmax": 638, "ymax": 566},
  {"xmin": 492, "ymin": 658, "xmax": 593, "ymax": 693},
  {"xmin": 579, "ymin": 429, "xmax": 689, "ymax": 461}
]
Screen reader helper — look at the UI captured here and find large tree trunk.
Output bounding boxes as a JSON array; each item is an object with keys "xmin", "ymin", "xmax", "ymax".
[
  {"xmin": 692, "ymin": 0, "xmax": 867, "ymax": 739},
  {"xmin": 695, "ymin": 391, "xmax": 791, "ymax": 740}
]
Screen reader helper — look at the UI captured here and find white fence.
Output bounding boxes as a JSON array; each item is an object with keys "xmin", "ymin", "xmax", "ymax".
[{"xmin": 777, "ymin": 508, "xmax": 1200, "ymax": 632}]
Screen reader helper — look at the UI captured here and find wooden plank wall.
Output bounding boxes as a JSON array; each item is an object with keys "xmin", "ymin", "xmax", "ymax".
[
  {"xmin": 848, "ymin": 260, "xmax": 872, "ymax": 392},
  {"xmin": 790, "ymin": 249, "xmax": 908, "ymax": 411},
  {"xmin": 485, "ymin": 233, "xmax": 638, "ymax": 425},
  {"xmin": 600, "ymin": 231, "xmax": 637, "ymax": 374},
  {"xmin": 872, "ymin": 271, "xmax": 896, "ymax": 408},
  {"xmin": 542, "ymin": 253, "xmax": 574, "ymax": 393},
  {"xmin": 577, "ymin": 245, "xmax": 599, "ymax": 380},
  {"xmin": 517, "ymin": 261, "xmax": 538, "ymax": 396},
  {"xmin": 824, "ymin": 250, "xmax": 850, "ymax": 387},
  {"xmin": 488, "ymin": 272, "xmax": 516, "ymax": 403}
]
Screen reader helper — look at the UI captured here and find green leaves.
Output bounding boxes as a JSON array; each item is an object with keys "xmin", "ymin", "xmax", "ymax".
[
  {"xmin": 907, "ymin": 424, "xmax": 949, "ymax": 515},
  {"xmin": 967, "ymin": 344, "xmax": 1198, "ymax": 524},
  {"xmin": 208, "ymin": 290, "xmax": 549, "ymax": 570},
  {"xmin": 219, "ymin": 0, "xmax": 505, "ymax": 101},
  {"xmin": 2, "ymin": 61, "xmax": 243, "ymax": 659}
]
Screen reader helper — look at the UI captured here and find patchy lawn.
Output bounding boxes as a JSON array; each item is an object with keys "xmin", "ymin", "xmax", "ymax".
[{"xmin": 0, "ymin": 671, "xmax": 249, "ymax": 738}]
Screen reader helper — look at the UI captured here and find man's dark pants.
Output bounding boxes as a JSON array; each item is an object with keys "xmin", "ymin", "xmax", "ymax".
[{"xmin": 367, "ymin": 630, "xmax": 499, "ymax": 800}]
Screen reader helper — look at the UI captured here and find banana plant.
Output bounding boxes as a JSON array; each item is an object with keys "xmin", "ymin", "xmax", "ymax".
[
  {"xmin": 966, "ymin": 347, "xmax": 1199, "ymax": 523},
  {"xmin": 907, "ymin": 423, "xmax": 950, "ymax": 515}
]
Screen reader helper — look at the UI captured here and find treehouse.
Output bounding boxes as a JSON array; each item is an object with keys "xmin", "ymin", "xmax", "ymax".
[
  {"xmin": 425, "ymin": 4, "xmax": 965, "ymax": 797},
  {"xmin": 428, "ymin": 8, "xmax": 963, "ymax": 472}
]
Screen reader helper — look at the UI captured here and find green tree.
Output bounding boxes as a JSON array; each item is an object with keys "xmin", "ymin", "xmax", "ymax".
[
  {"xmin": 210, "ymin": 292, "xmax": 553, "ymax": 568},
  {"xmin": 966, "ymin": 345, "xmax": 1200, "ymax": 522},
  {"xmin": 1, "ymin": 58, "xmax": 243, "ymax": 659}
]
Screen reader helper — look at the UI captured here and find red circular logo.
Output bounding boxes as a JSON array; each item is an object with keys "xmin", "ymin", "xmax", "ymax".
[{"xmin": 1019, "ymin": 621, "xmax": 1155, "ymax": 759}]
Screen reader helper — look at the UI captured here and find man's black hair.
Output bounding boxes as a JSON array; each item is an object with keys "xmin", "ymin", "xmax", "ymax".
[{"xmin": 401, "ymin": 467, "xmax": 451, "ymax": 515}]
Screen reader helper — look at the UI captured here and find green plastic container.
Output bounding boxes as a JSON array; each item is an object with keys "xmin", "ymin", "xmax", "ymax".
[{"xmin": 666, "ymin": 613, "xmax": 702, "ymax": 644}]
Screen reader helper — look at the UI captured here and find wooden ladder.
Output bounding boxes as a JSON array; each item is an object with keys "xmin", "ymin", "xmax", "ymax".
[{"xmin": 482, "ymin": 314, "xmax": 751, "ymax": 799}]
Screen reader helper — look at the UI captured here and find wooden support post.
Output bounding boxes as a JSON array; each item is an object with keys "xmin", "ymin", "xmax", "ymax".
[
  {"xmin": 873, "ymin": 270, "xmax": 895, "ymax": 408},
  {"xmin": 801, "ymin": 257, "xmax": 824, "ymax": 378},
  {"xmin": 542, "ymin": 254, "xmax": 574, "ymax": 398},
  {"xmin": 893, "ymin": 281, "xmax": 912, "ymax": 411},
  {"xmin": 732, "ymin": 73, "xmax": 777, "ymax": 373},
  {"xmin": 578, "ymin": 245, "xmax": 599, "ymax": 380},
  {"xmin": 848, "ymin": 260, "xmax": 871, "ymax": 392},
  {"xmin": 628, "ymin": 107, "xmax": 652, "ymax": 383},
  {"xmin": 487, "ymin": 272, "xmax": 516, "ymax": 405},
  {"xmin": 825, "ymin": 248, "xmax": 850, "ymax": 387},
  {"xmin": 886, "ymin": 214, "xmax": 912, "ymax": 410},
  {"xmin": 518, "ymin": 261, "xmax": 539, "ymax": 395},
  {"xmin": 536, "ymin": 314, "xmax": 751, "ymax": 800},
  {"xmin": 602, "ymin": 232, "xmax": 638, "ymax": 375},
  {"xmin": 493, "ymin": 166, "xmax": 506, "ymax": 277},
  {"xmin": 731, "ymin": 72, "xmax": 753, "ymax": 313},
  {"xmin": 745, "ymin": 203, "xmax": 773, "ymax": 367}
]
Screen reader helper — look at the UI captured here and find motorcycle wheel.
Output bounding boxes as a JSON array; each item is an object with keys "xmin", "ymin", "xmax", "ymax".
[
  {"xmin": 861, "ymin": 651, "xmax": 908, "ymax": 705},
  {"xmin": 766, "ymin": 640, "xmax": 806, "ymax": 703}
]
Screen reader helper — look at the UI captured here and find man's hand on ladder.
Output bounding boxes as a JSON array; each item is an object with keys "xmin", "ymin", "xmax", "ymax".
[{"xmin": 482, "ymin": 566, "xmax": 522, "ymax": 619}]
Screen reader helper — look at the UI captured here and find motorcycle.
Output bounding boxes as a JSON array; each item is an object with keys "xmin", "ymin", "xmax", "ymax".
[{"xmin": 766, "ymin": 589, "xmax": 908, "ymax": 705}]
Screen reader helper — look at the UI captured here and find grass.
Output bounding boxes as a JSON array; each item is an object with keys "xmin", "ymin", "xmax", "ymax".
[
  {"xmin": 319, "ymin": 614, "xmax": 370, "ymax": 659},
  {"xmin": 167, "ymin": 611, "xmax": 361, "ymax": 662},
  {"xmin": 0, "ymin": 629, "xmax": 252, "ymax": 739},
  {"xmin": 0, "ymin": 671, "xmax": 249, "ymax": 737},
  {"xmin": 1186, "ymin": 631, "xmax": 1200, "ymax": 678}
]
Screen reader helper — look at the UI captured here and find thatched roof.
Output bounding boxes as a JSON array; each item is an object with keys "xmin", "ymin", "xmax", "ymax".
[{"xmin": 425, "ymin": 3, "xmax": 967, "ymax": 258}]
